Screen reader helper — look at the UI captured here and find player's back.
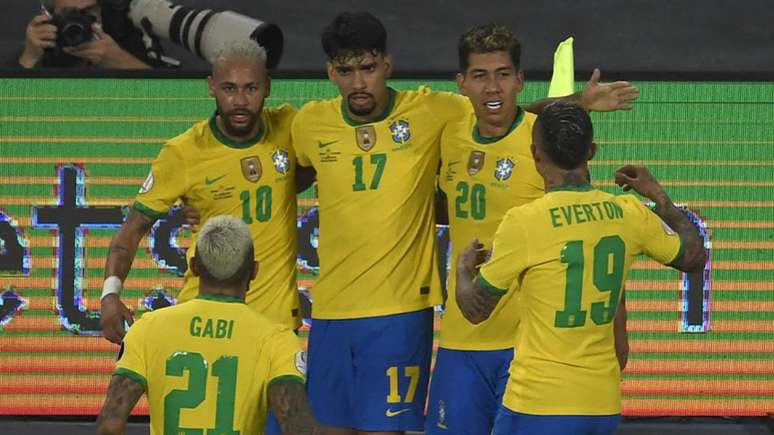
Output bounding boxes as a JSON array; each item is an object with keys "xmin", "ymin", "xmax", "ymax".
[
  {"xmin": 496, "ymin": 186, "xmax": 682, "ymax": 415},
  {"xmin": 116, "ymin": 295, "xmax": 303, "ymax": 435},
  {"xmin": 292, "ymin": 87, "xmax": 470, "ymax": 319}
]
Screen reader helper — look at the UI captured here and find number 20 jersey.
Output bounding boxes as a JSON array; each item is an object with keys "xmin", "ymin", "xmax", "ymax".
[{"xmin": 292, "ymin": 87, "xmax": 470, "ymax": 319}]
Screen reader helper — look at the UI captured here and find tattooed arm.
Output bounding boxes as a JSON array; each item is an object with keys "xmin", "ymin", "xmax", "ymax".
[
  {"xmin": 267, "ymin": 379, "xmax": 319, "ymax": 435},
  {"xmin": 456, "ymin": 240, "xmax": 501, "ymax": 324},
  {"xmin": 101, "ymin": 209, "xmax": 156, "ymax": 344},
  {"xmin": 96, "ymin": 374, "xmax": 145, "ymax": 435}
]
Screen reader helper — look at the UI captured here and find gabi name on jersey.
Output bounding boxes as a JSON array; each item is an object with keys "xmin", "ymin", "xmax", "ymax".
[
  {"xmin": 549, "ymin": 200, "xmax": 624, "ymax": 228},
  {"xmin": 189, "ymin": 316, "xmax": 235, "ymax": 339}
]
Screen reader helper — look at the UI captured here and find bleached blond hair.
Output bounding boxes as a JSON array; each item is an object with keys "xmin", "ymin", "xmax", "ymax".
[
  {"xmin": 195, "ymin": 215, "xmax": 253, "ymax": 281},
  {"xmin": 213, "ymin": 40, "xmax": 267, "ymax": 68}
]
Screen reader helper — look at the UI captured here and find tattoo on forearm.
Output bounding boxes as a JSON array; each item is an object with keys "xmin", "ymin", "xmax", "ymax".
[
  {"xmin": 456, "ymin": 269, "xmax": 500, "ymax": 324},
  {"xmin": 268, "ymin": 380, "xmax": 319, "ymax": 435},
  {"xmin": 96, "ymin": 375, "xmax": 144, "ymax": 434},
  {"xmin": 652, "ymin": 195, "xmax": 705, "ymax": 272}
]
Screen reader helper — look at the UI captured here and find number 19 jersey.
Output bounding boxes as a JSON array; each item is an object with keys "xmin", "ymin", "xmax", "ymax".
[
  {"xmin": 479, "ymin": 187, "xmax": 683, "ymax": 415},
  {"xmin": 115, "ymin": 294, "xmax": 305, "ymax": 435}
]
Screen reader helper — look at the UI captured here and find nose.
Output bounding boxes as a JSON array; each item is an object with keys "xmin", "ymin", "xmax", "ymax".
[
  {"xmin": 233, "ymin": 88, "xmax": 248, "ymax": 106},
  {"xmin": 484, "ymin": 75, "xmax": 501, "ymax": 94},
  {"xmin": 352, "ymin": 70, "xmax": 367, "ymax": 90}
]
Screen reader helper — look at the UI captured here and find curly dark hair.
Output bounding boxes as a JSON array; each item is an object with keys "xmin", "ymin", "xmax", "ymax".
[
  {"xmin": 458, "ymin": 23, "xmax": 521, "ymax": 72},
  {"xmin": 536, "ymin": 102, "xmax": 594, "ymax": 170},
  {"xmin": 321, "ymin": 11, "xmax": 387, "ymax": 62}
]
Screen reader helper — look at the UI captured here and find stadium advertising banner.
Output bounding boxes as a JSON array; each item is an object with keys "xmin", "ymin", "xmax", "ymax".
[{"xmin": 0, "ymin": 79, "xmax": 772, "ymax": 416}]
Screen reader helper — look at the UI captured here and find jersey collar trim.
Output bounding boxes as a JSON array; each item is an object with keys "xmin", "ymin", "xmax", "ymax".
[
  {"xmin": 209, "ymin": 113, "xmax": 265, "ymax": 149},
  {"xmin": 547, "ymin": 183, "xmax": 594, "ymax": 192},
  {"xmin": 472, "ymin": 107, "xmax": 525, "ymax": 144},
  {"xmin": 195, "ymin": 293, "xmax": 246, "ymax": 303},
  {"xmin": 340, "ymin": 87, "xmax": 397, "ymax": 126}
]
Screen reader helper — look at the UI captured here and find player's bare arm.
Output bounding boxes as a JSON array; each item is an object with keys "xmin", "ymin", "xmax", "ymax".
[
  {"xmin": 456, "ymin": 239, "xmax": 501, "ymax": 324},
  {"xmin": 96, "ymin": 374, "xmax": 145, "ymax": 435},
  {"xmin": 613, "ymin": 291, "xmax": 629, "ymax": 371},
  {"xmin": 524, "ymin": 69, "xmax": 639, "ymax": 114},
  {"xmin": 296, "ymin": 165, "xmax": 317, "ymax": 193},
  {"xmin": 614, "ymin": 165, "xmax": 706, "ymax": 272},
  {"xmin": 268, "ymin": 379, "xmax": 320, "ymax": 434},
  {"xmin": 101, "ymin": 209, "xmax": 156, "ymax": 344}
]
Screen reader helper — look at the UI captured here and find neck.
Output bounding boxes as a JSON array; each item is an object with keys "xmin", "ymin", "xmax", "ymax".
[
  {"xmin": 478, "ymin": 107, "xmax": 518, "ymax": 138},
  {"xmin": 543, "ymin": 167, "xmax": 591, "ymax": 191},
  {"xmin": 216, "ymin": 115, "xmax": 262, "ymax": 143},
  {"xmin": 198, "ymin": 285, "xmax": 245, "ymax": 301}
]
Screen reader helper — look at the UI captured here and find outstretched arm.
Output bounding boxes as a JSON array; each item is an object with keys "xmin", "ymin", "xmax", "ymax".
[
  {"xmin": 268, "ymin": 379, "xmax": 320, "ymax": 434},
  {"xmin": 524, "ymin": 68, "xmax": 639, "ymax": 114},
  {"xmin": 96, "ymin": 375, "xmax": 145, "ymax": 435}
]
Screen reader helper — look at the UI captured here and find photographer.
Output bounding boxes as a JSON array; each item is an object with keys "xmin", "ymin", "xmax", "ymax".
[{"xmin": 18, "ymin": 0, "xmax": 152, "ymax": 69}]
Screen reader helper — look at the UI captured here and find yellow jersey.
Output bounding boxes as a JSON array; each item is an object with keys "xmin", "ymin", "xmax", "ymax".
[
  {"xmin": 115, "ymin": 294, "xmax": 306, "ymax": 435},
  {"xmin": 479, "ymin": 186, "xmax": 683, "ymax": 415},
  {"xmin": 438, "ymin": 108, "xmax": 543, "ymax": 350},
  {"xmin": 134, "ymin": 105, "xmax": 300, "ymax": 329},
  {"xmin": 292, "ymin": 87, "xmax": 470, "ymax": 319}
]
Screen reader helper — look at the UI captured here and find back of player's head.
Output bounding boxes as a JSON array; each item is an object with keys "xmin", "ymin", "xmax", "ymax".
[
  {"xmin": 536, "ymin": 101, "xmax": 594, "ymax": 170},
  {"xmin": 458, "ymin": 23, "xmax": 521, "ymax": 72},
  {"xmin": 321, "ymin": 11, "xmax": 387, "ymax": 62},
  {"xmin": 212, "ymin": 40, "xmax": 267, "ymax": 71},
  {"xmin": 194, "ymin": 215, "xmax": 255, "ymax": 288}
]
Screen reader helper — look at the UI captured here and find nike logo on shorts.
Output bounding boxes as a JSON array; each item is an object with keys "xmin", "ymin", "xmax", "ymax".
[{"xmin": 385, "ymin": 408, "xmax": 411, "ymax": 417}]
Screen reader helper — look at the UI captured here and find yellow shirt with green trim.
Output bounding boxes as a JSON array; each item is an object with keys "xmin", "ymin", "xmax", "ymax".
[
  {"xmin": 115, "ymin": 294, "xmax": 305, "ymax": 435},
  {"xmin": 478, "ymin": 186, "xmax": 683, "ymax": 415},
  {"xmin": 134, "ymin": 105, "xmax": 300, "ymax": 329},
  {"xmin": 292, "ymin": 87, "xmax": 471, "ymax": 319},
  {"xmin": 438, "ymin": 108, "xmax": 544, "ymax": 351}
]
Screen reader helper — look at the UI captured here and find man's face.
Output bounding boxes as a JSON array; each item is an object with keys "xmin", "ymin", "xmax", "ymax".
[
  {"xmin": 208, "ymin": 57, "xmax": 270, "ymax": 139},
  {"xmin": 327, "ymin": 52, "xmax": 392, "ymax": 118},
  {"xmin": 54, "ymin": 0, "xmax": 100, "ymax": 20},
  {"xmin": 457, "ymin": 51, "xmax": 524, "ymax": 127}
]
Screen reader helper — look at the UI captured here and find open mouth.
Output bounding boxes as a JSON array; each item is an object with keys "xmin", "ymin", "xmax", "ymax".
[
  {"xmin": 229, "ymin": 112, "xmax": 251, "ymax": 124},
  {"xmin": 485, "ymin": 100, "xmax": 503, "ymax": 111},
  {"xmin": 350, "ymin": 94, "xmax": 372, "ymax": 105}
]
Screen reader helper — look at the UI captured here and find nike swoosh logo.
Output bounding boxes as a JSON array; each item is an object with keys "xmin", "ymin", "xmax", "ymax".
[
  {"xmin": 385, "ymin": 409, "xmax": 411, "ymax": 417},
  {"xmin": 205, "ymin": 175, "xmax": 226, "ymax": 185},
  {"xmin": 318, "ymin": 140, "xmax": 339, "ymax": 148},
  {"xmin": 447, "ymin": 160, "xmax": 461, "ymax": 166}
]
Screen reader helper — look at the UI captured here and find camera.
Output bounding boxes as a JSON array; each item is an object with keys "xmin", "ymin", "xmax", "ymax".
[
  {"xmin": 128, "ymin": 0, "xmax": 284, "ymax": 68},
  {"xmin": 51, "ymin": 7, "xmax": 97, "ymax": 48}
]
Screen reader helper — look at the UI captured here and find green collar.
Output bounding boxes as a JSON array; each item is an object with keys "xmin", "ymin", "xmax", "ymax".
[
  {"xmin": 472, "ymin": 107, "xmax": 524, "ymax": 144},
  {"xmin": 196, "ymin": 293, "xmax": 245, "ymax": 304},
  {"xmin": 341, "ymin": 88, "xmax": 397, "ymax": 126},
  {"xmin": 546, "ymin": 183, "xmax": 594, "ymax": 192},
  {"xmin": 209, "ymin": 113, "xmax": 265, "ymax": 149}
]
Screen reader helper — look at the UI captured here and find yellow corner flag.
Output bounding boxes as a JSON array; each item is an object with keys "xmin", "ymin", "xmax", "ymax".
[{"xmin": 548, "ymin": 37, "xmax": 575, "ymax": 97}]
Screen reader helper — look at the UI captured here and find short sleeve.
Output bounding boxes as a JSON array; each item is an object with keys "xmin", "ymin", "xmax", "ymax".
[
  {"xmin": 114, "ymin": 316, "xmax": 149, "ymax": 390},
  {"xmin": 622, "ymin": 195, "xmax": 683, "ymax": 265},
  {"xmin": 266, "ymin": 328, "xmax": 306, "ymax": 387},
  {"xmin": 478, "ymin": 208, "xmax": 530, "ymax": 295},
  {"xmin": 424, "ymin": 90, "xmax": 473, "ymax": 125},
  {"xmin": 290, "ymin": 111, "xmax": 313, "ymax": 168},
  {"xmin": 133, "ymin": 142, "xmax": 187, "ymax": 219}
]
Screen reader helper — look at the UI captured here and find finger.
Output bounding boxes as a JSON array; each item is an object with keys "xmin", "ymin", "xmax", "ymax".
[
  {"xmin": 606, "ymin": 81, "xmax": 631, "ymax": 90},
  {"xmin": 31, "ymin": 14, "xmax": 52, "ymax": 25},
  {"xmin": 92, "ymin": 23, "xmax": 106, "ymax": 39},
  {"xmin": 617, "ymin": 103, "xmax": 635, "ymax": 111},
  {"xmin": 35, "ymin": 24, "xmax": 58, "ymax": 34},
  {"xmin": 588, "ymin": 68, "xmax": 600, "ymax": 85},
  {"xmin": 615, "ymin": 87, "xmax": 640, "ymax": 100}
]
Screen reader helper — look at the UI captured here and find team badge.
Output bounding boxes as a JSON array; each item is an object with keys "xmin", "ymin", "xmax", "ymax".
[
  {"xmin": 240, "ymin": 156, "xmax": 262, "ymax": 182},
  {"xmin": 494, "ymin": 158, "xmax": 515, "ymax": 181},
  {"xmin": 272, "ymin": 148, "xmax": 290, "ymax": 174},
  {"xmin": 355, "ymin": 125, "xmax": 377, "ymax": 151},
  {"xmin": 467, "ymin": 151, "xmax": 485, "ymax": 175},
  {"xmin": 138, "ymin": 171, "xmax": 154, "ymax": 194},
  {"xmin": 295, "ymin": 351, "xmax": 308, "ymax": 375},
  {"xmin": 389, "ymin": 119, "xmax": 411, "ymax": 143}
]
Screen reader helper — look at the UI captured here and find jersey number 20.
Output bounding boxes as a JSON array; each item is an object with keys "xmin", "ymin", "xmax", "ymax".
[{"xmin": 555, "ymin": 235, "xmax": 625, "ymax": 328}]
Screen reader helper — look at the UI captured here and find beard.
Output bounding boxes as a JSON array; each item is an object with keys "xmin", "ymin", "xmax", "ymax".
[
  {"xmin": 346, "ymin": 92, "xmax": 376, "ymax": 117},
  {"xmin": 217, "ymin": 103, "xmax": 261, "ymax": 139}
]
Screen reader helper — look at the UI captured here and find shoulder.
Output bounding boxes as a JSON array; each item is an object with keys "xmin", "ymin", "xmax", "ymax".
[
  {"xmin": 296, "ymin": 98, "xmax": 339, "ymax": 123},
  {"xmin": 163, "ymin": 118, "xmax": 211, "ymax": 153},
  {"xmin": 264, "ymin": 103, "xmax": 298, "ymax": 126}
]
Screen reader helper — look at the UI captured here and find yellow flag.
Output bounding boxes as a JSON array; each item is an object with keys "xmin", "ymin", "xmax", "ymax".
[{"xmin": 548, "ymin": 37, "xmax": 574, "ymax": 97}]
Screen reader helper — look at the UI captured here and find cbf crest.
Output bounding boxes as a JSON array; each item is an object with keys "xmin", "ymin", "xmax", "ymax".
[
  {"xmin": 389, "ymin": 119, "xmax": 411, "ymax": 143},
  {"xmin": 240, "ymin": 156, "xmax": 262, "ymax": 182},
  {"xmin": 494, "ymin": 158, "xmax": 515, "ymax": 181},
  {"xmin": 355, "ymin": 125, "xmax": 377, "ymax": 151},
  {"xmin": 272, "ymin": 148, "xmax": 290, "ymax": 174},
  {"xmin": 467, "ymin": 151, "xmax": 485, "ymax": 176}
]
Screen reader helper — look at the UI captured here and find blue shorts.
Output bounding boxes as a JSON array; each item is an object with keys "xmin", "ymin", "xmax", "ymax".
[
  {"xmin": 307, "ymin": 308, "xmax": 434, "ymax": 432},
  {"xmin": 493, "ymin": 405, "xmax": 621, "ymax": 435},
  {"xmin": 425, "ymin": 347, "xmax": 513, "ymax": 435}
]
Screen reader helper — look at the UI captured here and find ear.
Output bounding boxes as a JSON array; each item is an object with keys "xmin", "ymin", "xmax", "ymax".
[
  {"xmin": 456, "ymin": 72, "xmax": 466, "ymax": 96},
  {"xmin": 265, "ymin": 75, "xmax": 272, "ymax": 98},
  {"xmin": 383, "ymin": 54, "xmax": 393, "ymax": 78},
  {"xmin": 189, "ymin": 257, "xmax": 199, "ymax": 277},
  {"xmin": 207, "ymin": 75, "xmax": 215, "ymax": 98},
  {"xmin": 515, "ymin": 70, "xmax": 525, "ymax": 92},
  {"xmin": 587, "ymin": 141, "xmax": 597, "ymax": 161},
  {"xmin": 326, "ymin": 62, "xmax": 335, "ymax": 83},
  {"xmin": 250, "ymin": 261, "xmax": 259, "ymax": 280}
]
